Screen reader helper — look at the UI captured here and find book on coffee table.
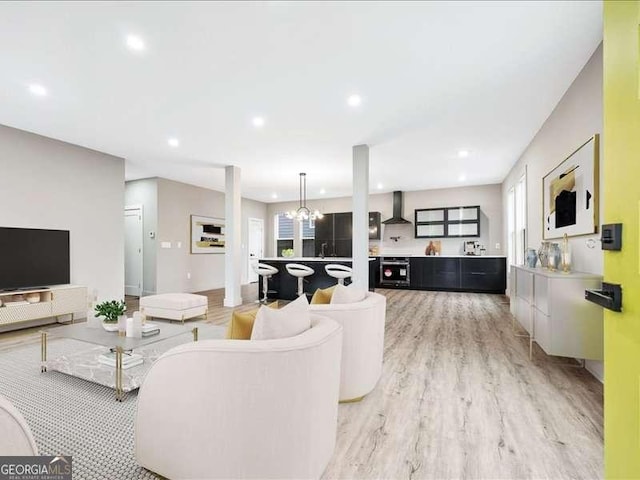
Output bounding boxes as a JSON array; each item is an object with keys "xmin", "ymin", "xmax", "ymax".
[
  {"xmin": 98, "ymin": 352, "xmax": 144, "ymax": 369},
  {"xmin": 141, "ymin": 323, "xmax": 160, "ymax": 337}
]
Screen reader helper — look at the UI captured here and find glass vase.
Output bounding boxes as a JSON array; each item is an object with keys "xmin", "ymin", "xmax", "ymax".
[
  {"xmin": 561, "ymin": 233, "xmax": 571, "ymax": 273},
  {"xmin": 547, "ymin": 243, "xmax": 562, "ymax": 271},
  {"xmin": 538, "ymin": 242, "xmax": 551, "ymax": 269}
]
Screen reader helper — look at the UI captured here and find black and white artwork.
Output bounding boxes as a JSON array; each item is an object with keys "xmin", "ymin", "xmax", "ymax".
[{"xmin": 543, "ymin": 135, "xmax": 599, "ymax": 239}]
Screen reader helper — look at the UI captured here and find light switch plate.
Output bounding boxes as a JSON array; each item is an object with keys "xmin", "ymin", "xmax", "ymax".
[
  {"xmin": 177, "ymin": 241, "xmax": 182, "ymax": 249},
  {"xmin": 161, "ymin": 241, "xmax": 171, "ymax": 249},
  {"xmin": 495, "ymin": 243, "xmax": 501, "ymax": 250}
]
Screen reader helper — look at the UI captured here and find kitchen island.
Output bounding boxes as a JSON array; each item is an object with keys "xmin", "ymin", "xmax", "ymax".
[{"xmin": 258, "ymin": 257, "xmax": 369, "ymax": 301}]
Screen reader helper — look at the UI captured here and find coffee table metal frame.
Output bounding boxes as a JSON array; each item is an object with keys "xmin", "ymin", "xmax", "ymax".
[{"xmin": 40, "ymin": 323, "xmax": 200, "ymax": 401}]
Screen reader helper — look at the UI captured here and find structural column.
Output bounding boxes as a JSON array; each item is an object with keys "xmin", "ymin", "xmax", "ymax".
[
  {"xmin": 352, "ymin": 144, "xmax": 370, "ymax": 289},
  {"xmin": 224, "ymin": 166, "xmax": 243, "ymax": 307}
]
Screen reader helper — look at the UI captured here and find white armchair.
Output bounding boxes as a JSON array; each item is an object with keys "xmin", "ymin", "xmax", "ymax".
[
  {"xmin": 310, "ymin": 291, "xmax": 386, "ymax": 402},
  {"xmin": 135, "ymin": 314, "xmax": 343, "ymax": 480},
  {"xmin": 0, "ymin": 394, "xmax": 38, "ymax": 455}
]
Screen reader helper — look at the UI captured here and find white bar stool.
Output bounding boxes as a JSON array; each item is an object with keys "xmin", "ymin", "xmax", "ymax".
[
  {"xmin": 325, "ymin": 264, "xmax": 353, "ymax": 285},
  {"xmin": 285, "ymin": 263, "xmax": 315, "ymax": 297},
  {"xmin": 253, "ymin": 263, "xmax": 279, "ymax": 303}
]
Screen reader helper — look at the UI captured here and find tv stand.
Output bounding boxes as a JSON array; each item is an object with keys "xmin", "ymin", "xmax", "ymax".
[{"xmin": 0, "ymin": 285, "xmax": 87, "ymax": 328}]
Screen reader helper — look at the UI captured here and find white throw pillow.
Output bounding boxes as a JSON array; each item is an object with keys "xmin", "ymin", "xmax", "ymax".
[
  {"xmin": 330, "ymin": 283, "xmax": 367, "ymax": 304},
  {"xmin": 250, "ymin": 294, "xmax": 311, "ymax": 340}
]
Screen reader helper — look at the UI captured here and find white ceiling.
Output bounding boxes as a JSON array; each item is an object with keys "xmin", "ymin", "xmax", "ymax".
[{"xmin": 0, "ymin": 1, "xmax": 602, "ymax": 203}]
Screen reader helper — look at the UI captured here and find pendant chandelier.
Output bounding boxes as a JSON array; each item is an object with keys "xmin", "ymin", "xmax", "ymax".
[{"xmin": 286, "ymin": 172, "xmax": 324, "ymax": 222}]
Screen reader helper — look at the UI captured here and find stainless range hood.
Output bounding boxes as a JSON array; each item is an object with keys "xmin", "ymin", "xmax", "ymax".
[{"xmin": 382, "ymin": 191, "xmax": 412, "ymax": 225}]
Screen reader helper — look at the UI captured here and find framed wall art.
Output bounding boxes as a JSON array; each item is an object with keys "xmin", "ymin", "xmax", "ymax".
[
  {"xmin": 191, "ymin": 215, "xmax": 225, "ymax": 254},
  {"xmin": 542, "ymin": 134, "xmax": 599, "ymax": 239}
]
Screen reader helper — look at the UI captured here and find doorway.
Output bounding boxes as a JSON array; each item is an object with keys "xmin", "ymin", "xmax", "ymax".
[
  {"xmin": 124, "ymin": 206, "xmax": 143, "ymax": 297},
  {"xmin": 247, "ymin": 218, "xmax": 264, "ymax": 283}
]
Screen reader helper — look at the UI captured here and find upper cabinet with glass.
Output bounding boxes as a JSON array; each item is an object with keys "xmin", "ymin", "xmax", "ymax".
[{"xmin": 414, "ymin": 205, "xmax": 480, "ymax": 238}]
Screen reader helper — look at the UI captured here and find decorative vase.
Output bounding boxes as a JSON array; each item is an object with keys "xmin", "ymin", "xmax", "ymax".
[
  {"xmin": 538, "ymin": 242, "xmax": 551, "ymax": 269},
  {"xmin": 526, "ymin": 248, "xmax": 538, "ymax": 268},
  {"xmin": 561, "ymin": 233, "xmax": 571, "ymax": 273},
  {"xmin": 548, "ymin": 243, "xmax": 562, "ymax": 271}
]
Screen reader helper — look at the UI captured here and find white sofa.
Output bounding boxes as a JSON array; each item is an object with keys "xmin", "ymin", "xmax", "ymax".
[
  {"xmin": 135, "ymin": 314, "xmax": 343, "ymax": 480},
  {"xmin": 310, "ymin": 291, "xmax": 386, "ymax": 402},
  {"xmin": 0, "ymin": 394, "xmax": 38, "ymax": 455}
]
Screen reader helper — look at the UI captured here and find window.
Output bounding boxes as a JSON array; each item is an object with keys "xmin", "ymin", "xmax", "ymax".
[
  {"xmin": 301, "ymin": 217, "xmax": 315, "ymax": 257},
  {"xmin": 507, "ymin": 174, "xmax": 527, "ymax": 269},
  {"xmin": 273, "ymin": 214, "xmax": 315, "ymax": 257},
  {"xmin": 274, "ymin": 213, "xmax": 294, "ymax": 257}
]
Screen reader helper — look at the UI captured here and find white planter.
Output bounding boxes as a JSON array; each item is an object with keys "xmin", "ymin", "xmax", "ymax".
[{"xmin": 102, "ymin": 321, "xmax": 118, "ymax": 332}]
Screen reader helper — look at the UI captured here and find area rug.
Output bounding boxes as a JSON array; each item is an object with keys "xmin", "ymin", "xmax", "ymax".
[{"xmin": 0, "ymin": 334, "xmax": 211, "ymax": 479}]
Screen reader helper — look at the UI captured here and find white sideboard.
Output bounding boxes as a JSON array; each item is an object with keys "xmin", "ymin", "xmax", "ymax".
[
  {"xmin": 510, "ymin": 266, "xmax": 603, "ymax": 360},
  {"xmin": 0, "ymin": 285, "xmax": 87, "ymax": 327}
]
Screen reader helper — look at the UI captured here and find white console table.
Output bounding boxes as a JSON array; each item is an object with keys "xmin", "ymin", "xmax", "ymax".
[
  {"xmin": 510, "ymin": 265, "xmax": 603, "ymax": 360},
  {"xmin": 0, "ymin": 285, "xmax": 87, "ymax": 328}
]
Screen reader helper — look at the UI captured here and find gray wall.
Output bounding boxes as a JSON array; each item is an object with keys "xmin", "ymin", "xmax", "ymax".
[
  {"xmin": 127, "ymin": 178, "xmax": 268, "ymax": 294},
  {"xmin": 266, "ymin": 184, "xmax": 503, "ymax": 257},
  {"xmin": 124, "ymin": 178, "xmax": 158, "ymax": 296},
  {"xmin": 501, "ymin": 44, "xmax": 603, "ymax": 381},
  {"xmin": 0, "ymin": 124, "xmax": 125, "ymax": 302}
]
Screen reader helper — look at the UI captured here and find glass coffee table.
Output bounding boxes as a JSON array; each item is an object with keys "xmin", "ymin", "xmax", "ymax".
[{"xmin": 39, "ymin": 323, "xmax": 225, "ymax": 401}]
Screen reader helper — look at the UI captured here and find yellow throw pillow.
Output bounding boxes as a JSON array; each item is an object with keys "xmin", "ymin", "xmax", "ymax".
[
  {"xmin": 226, "ymin": 301, "xmax": 278, "ymax": 340},
  {"xmin": 310, "ymin": 285, "xmax": 337, "ymax": 305}
]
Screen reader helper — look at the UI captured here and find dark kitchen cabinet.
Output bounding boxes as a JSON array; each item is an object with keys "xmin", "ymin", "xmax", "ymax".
[
  {"xmin": 431, "ymin": 258, "xmax": 461, "ymax": 290},
  {"xmin": 409, "ymin": 258, "xmax": 430, "ymax": 288},
  {"xmin": 460, "ymin": 258, "xmax": 506, "ymax": 292},
  {"xmin": 334, "ymin": 213, "xmax": 352, "ymax": 240},
  {"xmin": 369, "ymin": 212, "xmax": 381, "ymax": 240},
  {"xmin": 314, "ymin": 215, "xmax": 333, "ymax": 257},
  {"xmin": 406, "ymin": 257, "xmax": 506, "ymax": 293},
  {"xmin": 314, "ymin": 211, "xmax": 381, "ymax": 257}
]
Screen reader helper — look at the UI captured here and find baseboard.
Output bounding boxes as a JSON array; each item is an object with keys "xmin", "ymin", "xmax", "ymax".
[{"xmin": 585, "ymin": 360, "xmax": 604, "ymax": 383}]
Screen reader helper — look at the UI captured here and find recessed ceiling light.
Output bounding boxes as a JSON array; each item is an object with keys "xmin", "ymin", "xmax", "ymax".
[
  {"xmin": 126, "ymin": 34, "xmax": 145, "ymax": 52},
  {"xmin": 347, "ymin": 94, "xmax": 362, "ymax": 107},
  {"xmin": 376, "ymin": 183, "xmax": 383, "ymax": 190},
  {"xmin": 458, "ymin": 174, "xmax": 467, "ymax": 182},
  {"xmin": 167, "ymin": 138, "xmax": 180, "ymax": 148},
  {"xmin": 458, "ymin": 150, "xmax": 469, "ymax": 158},
  {"xmin": 271, "ymin": 193, "xmax": 278, "ymax": 199},
  {"xmin": 252, "ymin": 117, "xmax": 265, "ymax": 128},
  {"xmin": 319, "ymin": 188, "xmax": 326, "ymax": 195},
  {"xmin": 28, "ymin": 84, "xmax": 47, "ymax": 96}
]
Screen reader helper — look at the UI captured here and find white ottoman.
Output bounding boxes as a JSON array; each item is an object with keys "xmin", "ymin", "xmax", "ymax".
[{"xmin": 140, "ymin": 293, "xmax": 208, "ymax": 323}]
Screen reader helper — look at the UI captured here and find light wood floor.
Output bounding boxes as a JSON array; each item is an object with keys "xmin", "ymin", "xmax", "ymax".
[{"xmin": 0, "ymin": 287, "xmax": 603, "ymax": 479}]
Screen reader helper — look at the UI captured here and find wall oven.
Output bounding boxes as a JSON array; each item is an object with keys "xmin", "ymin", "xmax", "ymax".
[{"xmin": 380, "ymin": 257, "xmax": 410, "ymax": 287}]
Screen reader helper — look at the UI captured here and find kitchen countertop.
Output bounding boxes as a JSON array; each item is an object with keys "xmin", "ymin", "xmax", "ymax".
[
  {"xmin": 371, "ymin": 255, "xmax": 507, "ymax": 258},
  {"xmin": 259, "ymin": 257, "xmax": 376, "ymax": 262},
  {"xmin": 259, "ymin": 256, "xmax": 505, "ymax": 261}
]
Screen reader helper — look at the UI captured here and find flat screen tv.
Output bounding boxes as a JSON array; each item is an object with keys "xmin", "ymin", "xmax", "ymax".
[{"xmin": 0, "ymin": 227, "xmax": 70, "ymax": 291}]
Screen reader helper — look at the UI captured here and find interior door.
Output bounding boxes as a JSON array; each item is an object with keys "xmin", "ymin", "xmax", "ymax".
[
  {"xmin": 247, "ymin": 218, "xmax": 264, "ymax": 283},
  {"xmin": 124, "ymin": 207, "xmax": 143, "ymax": 297},
  {"xmin": 603, "ymin": 3, "xmax": 640, "ymax": 477}
]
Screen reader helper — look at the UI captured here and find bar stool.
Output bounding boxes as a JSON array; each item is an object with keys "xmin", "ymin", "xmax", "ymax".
[
  {"xmin": 253, "ymin": 263, "xmax": 279, "ymax": 303},
  {"xmin": 325, "ymin": 264, "xmax": 353, "ymax": 285},
  {"xmin": 285, "ymin": 263, "xmax": 315, "ymax": 297}
]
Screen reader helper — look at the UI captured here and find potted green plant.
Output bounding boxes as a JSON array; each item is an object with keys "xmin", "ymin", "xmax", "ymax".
[{"xmin": 94, "ymin": 300, "xmax": 126, "ymax": 332}]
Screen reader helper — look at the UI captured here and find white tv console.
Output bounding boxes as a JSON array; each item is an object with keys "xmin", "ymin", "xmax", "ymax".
[{"xmin": 0, "ymin": 285, "xmax": 87, "ymax": 328}]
